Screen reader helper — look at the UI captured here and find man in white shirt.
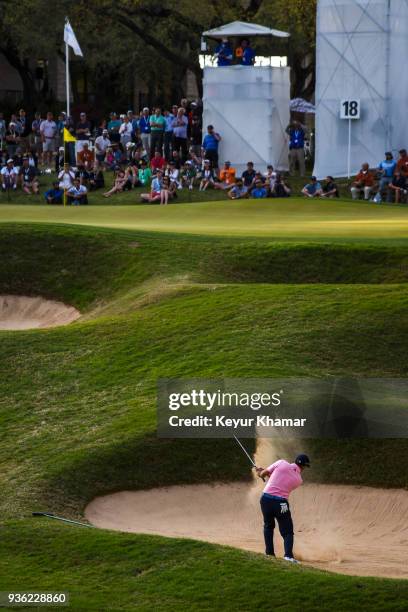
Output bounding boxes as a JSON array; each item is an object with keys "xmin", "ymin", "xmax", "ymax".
[
  {"xmin": 58, "ymin": 163, "xmax": 75, "ymax": 190},
  {"xmin": 1, "ymin": 159, "xmax": 19, "ymax": 191},
  {"xmin": 94, "ymin": 130, "xmax": 111, "ymax": 168},
  {"xmin": 67, "ymin": 178, "xmax": 88, "ymax": 205},
  {"xmin": 40, "ymin": 111, "xmax": 57, "ymax": 167},
  {"xmin": 119, "ymin": 116, "xmax": 133, "ymax": 149}
]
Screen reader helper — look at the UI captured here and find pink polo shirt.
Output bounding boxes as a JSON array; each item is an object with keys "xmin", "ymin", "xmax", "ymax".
[{"xmin": 263, "ymin": 459, "xmax": 303, "ymax": 499}]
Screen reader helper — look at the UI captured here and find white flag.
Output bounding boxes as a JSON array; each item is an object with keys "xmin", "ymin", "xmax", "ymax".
[{"xmin": 64, "ymin": 19, "xmax": 83, "ymax": 57}]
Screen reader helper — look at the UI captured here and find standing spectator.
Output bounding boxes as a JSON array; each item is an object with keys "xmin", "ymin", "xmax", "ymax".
[
  {"xmin": 1, "ymin": 159, "xmax": 18, "ymax": 191},
  {"xmin": 77, "ymin": 143, "xmax": 95, "ymax": 170},
  {"xmin": 215, "ymin": 38, "xmax": 233, "ymax": 66},
  {"xmin": 0, "ymin": 112, "xmax": 6, "ymax": 147},
  {"xmin": 19, "ymin": 157, "xmax": 39, "ymax": 194},
  {"xmin": 150, "ymin": 107, "xmax": 165, "ymax": 156},
  {"xmin": 16, "ymin": 109, "xmax": 30, "ymax": 149},
  {"xmin": 119, "ymin": 116, "xmax": 133, "ymax": 148},
  {"xmin": 127, "ymin": 110, "xmax": 139, "ymax": 139},
  {"xmin": 163, "ymin": 109, "xmax": 175, "ymax": 160},
  {"xmin": 302, "ymin": 176, "xmax": 323, "ymax": 198},
  {"xmin": 5, "ymin": 122, "xmax": 18, "ymax": 158},
  {"xmin": 387, "ymin": 169, "xmax": 407, "ymax": 204},
  {"xmin": 350, "ymin": 163, "xmax": 376, "ymax": 200},
  {"xmin": 55, "ymin": 113, "xmax": 65, "ymax": 149},
  {"xmin": 321, "ymin": 176, "xmax": 339, "ymax": 198},
  {"xmin": 139, "ymin": 108, "xmax": 151, "ymax": 158},
  {"xmin": 190, "ymin": 114, "xmax": 202, "ymax": 157},
  {"xmin": 242, "ymin": 161, "xmax": 256, "ymax": 192},
  {"xmin": 202, "ymin": 125, "xmax": 221, "ymax": 169},
  {"xmin": 378, "ymin": 152, "xmax": 397, "ymax": 194},
  {"xmin": 55, "ymin": 147, "xmax": 65, "ymax": 173},
  {"xmin": 199, "ymin": 160, "xmax": 215, "ymax": 191},
  {"xmin": 67, "ymin": 178, "xmax": 88, "ymax": 205},
  {"xmin": 30, "ymin": 112, "xmax": 42, "ymax": 153},
  {"xmin": 107, "ymin": 112, "xmax": 121, "ymax": 144},
  {"xmin": 75, "ymin": 112, "xmax": 91, "ymax": 157},
  {"xmin": 45, "ymin": 181, "xmax": 63, "ymax": 204},
  {"xmin": 214, "ymin": 160, "xmax": 236, "ymax": 190},
  {"xmin": 39, "ymin": 112, "xmax": 57, "ymax": 167},
  {"xmin": 172, "ymin": 108, "xmax": 189, "ymax": 162},
  {"xmin": 94, "ymin": 129, "xmax": 111, "ymax": 168},
  {"xmin": 236, "ymin": 39, "xmax": 255, "ymax": 66},
  {"xmin": 286, "ymin": 120, "xmax": 306, "ymax": 176},
  {"xmin": 396, "ymin": 149, "xmax": 408, "ymax": 174},
  {"xmin": 151, "ymin": 150, "xmax": 166, "ymax": 174}
]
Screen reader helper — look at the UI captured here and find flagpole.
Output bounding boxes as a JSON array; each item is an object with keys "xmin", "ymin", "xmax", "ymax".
[{"xmin": 65, "ymin": 40, "xmax": 70, "ymax": 118}]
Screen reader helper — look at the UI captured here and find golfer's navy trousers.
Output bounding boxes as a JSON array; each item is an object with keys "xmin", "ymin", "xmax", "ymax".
[{"xmin": 260, "ymin": 493, "xmax": 294, "ymax": 558}]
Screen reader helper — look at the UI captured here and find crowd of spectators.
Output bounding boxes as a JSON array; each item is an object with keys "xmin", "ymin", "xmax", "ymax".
[{"xmin": 0, "ymin": 105, "xmax": 407, "ymax": 205}]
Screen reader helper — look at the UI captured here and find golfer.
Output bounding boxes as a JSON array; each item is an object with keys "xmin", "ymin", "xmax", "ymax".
[{"xmin": 256, "ymin": 454, "xmax": 310, "ymax": 563}]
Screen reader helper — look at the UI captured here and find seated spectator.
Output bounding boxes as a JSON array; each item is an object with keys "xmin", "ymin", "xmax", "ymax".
[
  {"xmin": 350, "ymin": 163, "xmax": 375, "ymax": 200},
  {"xmin": 75, "ymin": 167, "xmax": 91, "ymax": 187},
  {"xmin": 67, "ymin": 178, "xmax": 88, "ymax": 205},
  {"xmin": 160, "ymin": 174, "xmax": 171, "ymax": 205},
  {"xmin": 387, "ymin": 169, "xmax": 407, "ymax": 204},
  {"xmin": 1, "ymin": 159, "xmax": 18, "ymax": 191},
  {"xmin": 125, "ymin": 165, "xmax": 141, "ymax": 188},
  {"xmin": 214, "ymin": 160, "xmax": 236, "ymax": 190},
  {"xmin": 302, "ymin": 176, "xmax": 323, "ymax": 198},
  {"xmin": 141, "ymin": 172, "xmax": 162, "ymax": 203},
  {"xmin": 58, "ymin": 163, "xmax": 75, "ymax": 190},
  {"xmin": 171, "ymin": 150, "xmax": 181, "ymax": 169},
  {"xmin": 264, "ymin": 164, "xmax": 277, "ymax": 192},
  {"xmin": 167, "ymin": 161, "xmax": 182, "ymax": 190},
  {"xmin": 228, "ymin": 178, "xmax": 248, "ymax": 200},
  {"xmin": 105, "ymin": 147, "xmax": 116, "ymax": 170},
  {"xmin": 77, "ymin": 142, "xmax": 95, "ymax": 170},
  {"xmin": 180, "ymin": 161, "xmax": 196, "ymax": 190},
  {"xmin": 396, "ymin": 149, "xmax": 408, "ymax": 174},
  {"xmin": 378, "ymin": 152, "xmax": 397, "ymax": 194},
  {"xmin": 45, "ymin": 181, "xmax": 63, "ymax": 204},
  {"xmin": 151, "ymin": 150, "xmax": 166, "ymax": 174},
  {"xmin": 20, "ymin": 157, "xmax": 39, "ymax": 194},
  {"xmin": 321, "ymin": 176, "xmax": 339, "ymax": 198},
  {"xmin": 242, "ymin": 161, "xmax": 256, "ymax": 192},
  {"xmin": 138, "ymin": 160, "xmax": 152, "ymax": 186},
  {"xmin": 103, "ymin": 169, "xmax": 128, "ymax": 197},
  {"xmin": 88, "ymin": 169, "xmax": 105, "ymax": 191},
  {"xmin": 199, "ymin": 160, "xmax": 215, "ymax": 191},
  {"xmin": 271, "ymin": 174, "xmax": 291, "ymax": 198},
  {"xmin": 215, "ymin": 38, "xmax": 233, "ymax": 67},
  {"xmin": 251, "ymin": 179, "xmax": 267, "ymax": 199}
]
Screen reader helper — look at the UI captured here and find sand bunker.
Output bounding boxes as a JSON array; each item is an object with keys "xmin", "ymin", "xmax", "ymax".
[
  {"xmin": 86, "ymin": 481, "xmax": 408, "ymax": 579},
  {"xmin": 0, "ymin": 295, "xmax": 80, "ymax": 330}
]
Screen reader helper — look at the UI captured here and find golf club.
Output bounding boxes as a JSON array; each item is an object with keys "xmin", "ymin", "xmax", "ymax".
[
  {"xmin": 32, "ymin": 512, "xmax": 93, "ymax": 528},
  {"xmin": 233, "ymin": 435, "xmax": 265, "ymax": 481}
]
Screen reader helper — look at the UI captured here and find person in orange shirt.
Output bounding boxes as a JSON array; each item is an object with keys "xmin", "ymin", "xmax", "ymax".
[
  {"xmin": 350, "ymin": 163, "xmax": 376, "ymax": 200},
  {"xmin": 77, "ymin": 142, "xmax": 95, "ymax": 170},
  {"xmin": 396, "ymin": 149, "xmax": 408, "ymax": 174},
  {"xmin": 214, "ymin": 160, "xmax": 236, "ymax": 190}
]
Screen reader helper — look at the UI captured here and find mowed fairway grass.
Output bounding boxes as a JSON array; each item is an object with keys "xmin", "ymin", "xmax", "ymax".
[{"xmin": 0, "ymin": 208, "xmax": 408, "ymax": 610}]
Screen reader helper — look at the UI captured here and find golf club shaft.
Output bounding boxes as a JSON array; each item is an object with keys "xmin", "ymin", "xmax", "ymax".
[
  {"xmin": 32, "ymin": 512, "xmax": 93, "ymax": 528},
  {"xmin": 233, "ymin": 435, "xmax": 265, "ymax": 481}
]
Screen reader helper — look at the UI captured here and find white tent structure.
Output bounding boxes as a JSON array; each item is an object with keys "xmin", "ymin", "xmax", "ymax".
[
  {"xmin": 202, "ymin": 22, "xmax": 291, "ymax": 175},
  {"xmin": 314, "ymin": 0, "xmax": 408, "ymax": 179}
]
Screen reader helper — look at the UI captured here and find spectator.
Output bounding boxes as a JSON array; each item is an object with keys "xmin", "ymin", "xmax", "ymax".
[
  {"xmin": 30, "ymin": 111, "xmax": 42, "ymax": 154},
  {"xmin": 67, "ymin": 178, "xmax": 88, "ymax": 205},
  {"xmin": 151, "ymin": 150, "xmax": 166, "ymax": 174},
  {"xmin": 271, "ymin": 174, "xmax": 291, "ymax": 198},
  {"xmin": 45, "ymin": 181, "xmax": 63, "ymax": 204},
  {"xmin": 20, "ymin": 157, "xmax": 39, "ymax": 195},
  {"xmin": 160, "ymin": 173, "xmax": 171, "ymax": 205},
  {"xmin": 378, "ymin": 152, "xmax": 397, "ymax": 194},
  {"xmin": 95, "ymin": 129, "xmax": 111, "ymax": 168},
  {"xmin": 199, "ymin": 160, "xmax": 215, "ymax": 191},
  {"xmin": 150, "ymin": 107, "xmax": 165, "ymax": 156},
  {"xmin": 119, "ymin": 116, "xmax": 133, "ymax": 149},
  {"xmin": 228, "ymin": 178, "xmax": 248, "ymax": 200},
  {"xmin": 1, "ymin": 159, "xmax": 18, "ymax": 191},
  {"xmin": 163, "ymin": 109, "xmax": 175, "ymax": 160},
  {"xmin": 251, "ymin": 179, "xmax": 267, "ymax": 199},
  {"xmin": 167, "ymin": 160, "xmax": 182, "ymax": 190},
  {"xmin": 139, "ymin": 107, "xmax": 151, "ymax": 158},
  {"xmin": 105, "ymin": 147, "xmax": 116, "ymax": 170},
  {"xmin": 77, "ymin": 142, "xmax": 95, "ymax": 170},
  {"xmin": 16, "ymin": 109, "xmax": 30, "ymax": 149},
  {"xmin": 171, "ymin": 150, "xmax": 182, "ymax": 169},
  {"xmin": 264, "ymin": 164, "xmax": 277, "ymax": 192},
  {"xmin": 6, "ymin": 122, "xmax": 19, "ymax": 158},
  {"xmin": 350, "ymin": 163, "xmax": 376, "ymax": 200},
  {"xmin": 107, "ymin": 112, "xmax": 121, "ymax": 144},
  {"xmin": 88, "ymin": 169, "xmax": 105, "ymax": 191},
  {"xmin": 138, "ymin": 160, "xmax": 152, "ymax": 186},
  {"xmin": 321, "ymin": 176, "xmax": 339, "ymax": 198},
  {"xmin": 387, "ymin": 169, "xmax": 407, "ymax": 204},
  {"xmin": 286, "ymin": 120, "xmax": 306, "ymax": 176},
  {"xmin": 125, "ymin": 165, "xmax": 140, "ymax": 188},
  {"xmin": 214, "ymin": 160, "xmax": 236, "ymax": 190},
  {"xmin": 75, "ymin": 112, "xmax": 91, "ymax": 157},
  {"xmin": 396, "ymin": 149, "xmax": 408, "ymax": 174},
  {"xmin": 172, "ymin": 108, "xmax": 189, "ymax": 162},
  {"xmin": 302, "ymin": 176, "xmax": 323, "ymax": 198},
  {"xmin": 215, "ymin": 38, "xmax": 233, "ymax": 66},
  {"xmin": 180, "ymin": 160, "xmax": 196, "ymax": 190},
  {"xmin": 141, "ymin": 171, "xmax": 162, "ymax": 203},
  {"xmin": 103, "ymin": 169, "xmax": 128, "ymax": 197},
  {"xmin": 236, "ymin": 39, "xmax": 255, "ymax": 66},
  {"xmin": 39, "ymin": 111, "xmax": 57, "ymax": 167},
  {"xmin": 55, "ymin": 147, "xmax": 65, "ymax": 173},
  {"xmin": 242, "ymin": 161, "xmax": 256, "ymax": 191},
  {"xmin": 0, "ymin": 112, "xmax": 6, "ymax": 145},
  {"xmin": 190, "ymin": 114, "xmax": 203, "ymax": 157},
  {"xmin": 58, "ymin": 163, "xmax": 75, "ymax": 190},
  {"xmin": 202, "ymin": 125, "xmax": 221, "ymax": 169}
]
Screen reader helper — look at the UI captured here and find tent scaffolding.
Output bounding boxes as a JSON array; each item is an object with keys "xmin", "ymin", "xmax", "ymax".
[{"xmin": 314, "ymin": 0, "xmax": 408, "ymax": 179}]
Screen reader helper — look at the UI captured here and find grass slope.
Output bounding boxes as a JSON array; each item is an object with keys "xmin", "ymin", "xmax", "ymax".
[{"xmin": 0, "ymin": 223, "xmax": 407, "ymax": 610}]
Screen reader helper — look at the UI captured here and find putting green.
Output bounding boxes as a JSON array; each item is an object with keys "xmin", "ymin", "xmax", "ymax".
[{"xmin": 1, "ymin": 199, "xmax": 408, "ymax": 239}]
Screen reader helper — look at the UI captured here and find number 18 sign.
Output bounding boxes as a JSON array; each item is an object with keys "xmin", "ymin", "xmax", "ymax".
[{"xmin": 340, "ymin": 99, "xmax": 360, "ymax": 120}]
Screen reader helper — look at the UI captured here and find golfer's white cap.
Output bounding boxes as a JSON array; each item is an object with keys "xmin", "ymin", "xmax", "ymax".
[
  {"xmin": 7, "ymin": 158, "xmax": 13, "ymax": 163},
  {"xmin": 143, "ymin": 107, "xmax": 149, "ymax": 112},
  {"xmin": 59, "ymin": 147, "xmax": 64, "ymax": 151}
]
